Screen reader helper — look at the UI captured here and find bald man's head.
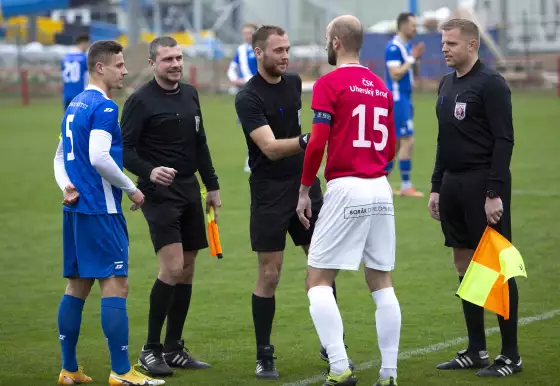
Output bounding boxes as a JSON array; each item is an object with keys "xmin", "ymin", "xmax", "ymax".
[
  {"xmin": 326, "ymin": 15, "xmax": 363, "ymax": 65},
  {"xmin": 328, "ymin": 15, "xmax": 363, "ymax": 52}
]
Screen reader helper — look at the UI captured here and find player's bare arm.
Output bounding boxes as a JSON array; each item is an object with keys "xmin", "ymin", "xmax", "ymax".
[
  {"xmin": 296, "ymin": 185, "xmax": 312, "ymax": 230},
  {"xmin": 387, "ymin": 42, "xmax": 425, "ymax": 81},
  {"xmin": 249, "ymin": 124, "xmax": 308, "ymax": 161},
  {"xmin": 297, "ymin": 113, "xmax": 330, "ymax": 228}
]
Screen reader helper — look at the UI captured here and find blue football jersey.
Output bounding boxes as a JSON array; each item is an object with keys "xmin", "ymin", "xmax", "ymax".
[
  {"xmin": 61, "ymin": 86, "xmax": 124, "ymax": 215},
  {"xmin": 384, "ymin": 36, "xmax": 414, "ymax": 101},
  {"xmin": 61, "ymin": 52, "xmax": 88, "ymax": 101},
  {"xmin": 232, "ymin": 43, "xmax": 257, "ymax": 81}
]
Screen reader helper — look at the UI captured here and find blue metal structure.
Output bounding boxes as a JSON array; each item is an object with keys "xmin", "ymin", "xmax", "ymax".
[
  {"xmin": 409, "ymin": 0, "xmax": 418, "ymax": 15},
  {"xmin": 1, "ymin": 0, "xmax": 69, "ymax": 18}
]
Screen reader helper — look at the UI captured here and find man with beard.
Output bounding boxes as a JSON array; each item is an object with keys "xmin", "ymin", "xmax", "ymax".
[
  {"xmin": 296, "ymin": 15, "xmax": 399, "ymax": 386},
  {"xmin": 384, "ymin": 12, "xmax": 425, "ymax": 197},
  {"xmin": 234, "ymin": 25, "xmax": 350, "ymax": 380},
  {"xmin": 120, "ymin": 36, "xmax": 220, "ymax": 377}
]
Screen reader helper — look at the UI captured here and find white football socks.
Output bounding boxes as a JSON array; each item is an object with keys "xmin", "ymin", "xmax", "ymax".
[
  {"xmin": 308, "ymin": 285, "xmax": 349, "ymax": 375},
  {"xmin": 372, "ymin": 287, "xmax": 401, "ymax": 380},
  {"xmin": 401, "ymin": 180, "xmax": 412, "ymax": 190}
]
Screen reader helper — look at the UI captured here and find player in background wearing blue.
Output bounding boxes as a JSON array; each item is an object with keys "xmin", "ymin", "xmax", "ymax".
[
  {"xmin": 53, "ymin": 40, "xmax": 165, "ymax": 386},
  {"xmin": 227, "ymin": 23, "xmax": 258, "ymax": 172},
  {"xmin": 384, "ymin": 12, "xmax": 425, "ymax": 197},
  {"xmin": 61, "ymin": 35, "xmax": 90, "ymax": 110}
]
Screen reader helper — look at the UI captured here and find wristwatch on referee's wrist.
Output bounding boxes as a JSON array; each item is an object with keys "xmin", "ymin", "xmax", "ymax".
[{"xmin": 486, "ymin": 190, "xmax": 500, "ymax": 199}]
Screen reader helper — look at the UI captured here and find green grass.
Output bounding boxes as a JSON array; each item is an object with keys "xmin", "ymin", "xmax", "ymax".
[{"xmin": 0, "ymin": 90, "xmax": 559, "ymax": 386}]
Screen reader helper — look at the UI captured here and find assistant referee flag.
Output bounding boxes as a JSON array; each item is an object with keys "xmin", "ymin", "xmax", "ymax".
[
  {"xmin": 201, "ymin": 187, "xmax": 223, "ymax": 259},
  {"xmin": 457, "ymin": 226, "xmax": 527, "ymax": 320}
]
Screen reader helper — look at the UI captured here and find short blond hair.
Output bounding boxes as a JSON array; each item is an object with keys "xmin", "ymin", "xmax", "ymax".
[
  {"xmin": 242, "ymin": 23, "xmax": 258, "ymax": 32},
  {"xmin": 440, "ymin": 18, "xmax": 480, "ymax": 40}
]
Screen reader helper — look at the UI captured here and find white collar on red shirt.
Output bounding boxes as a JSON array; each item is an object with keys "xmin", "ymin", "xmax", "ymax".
[{"xmin": 339, "ymin": 63, "xmax": 368, "ymax": 69}]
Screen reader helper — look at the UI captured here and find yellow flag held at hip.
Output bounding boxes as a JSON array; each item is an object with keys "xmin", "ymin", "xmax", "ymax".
[{"xmin": 457, "ymin": 226, "xmax": 527, "ymax": 320}]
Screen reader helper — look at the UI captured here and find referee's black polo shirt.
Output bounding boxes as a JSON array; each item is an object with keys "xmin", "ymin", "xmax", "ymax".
[
  {"xmin": 431, "ymin": 60, "xmax": 514, "ymax": 248},
  {"xmin": 120, "ymin": 79, "xmax": 219, "ymax": 253},
  {"xmin": 235, "ymin": 72, "xmax": 303, "ymax": 180},
  {"xmin": 234, "ymin": 71, "xmax": 323, "ymax": 252},
  {"xmin": 120, "ymin": 78, "xmax": 219, "ymax": 192},
  {"xmin": 431, "ymin": 60, "xmax": 514, "ymax": 198}
]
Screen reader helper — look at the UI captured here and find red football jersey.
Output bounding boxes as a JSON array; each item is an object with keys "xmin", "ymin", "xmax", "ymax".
[{"xmin": 310, "ymin": 64, "xmax": 396, "ymax": 182}]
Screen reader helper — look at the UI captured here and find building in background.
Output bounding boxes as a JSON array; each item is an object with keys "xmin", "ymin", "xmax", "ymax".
[
  {"xmin": 0, "ymin": 0, "xmax": 558, "ymax": 99},
  {"xmin": 239, "ymin": 0, "xmax": 560, "ymax": 54}
]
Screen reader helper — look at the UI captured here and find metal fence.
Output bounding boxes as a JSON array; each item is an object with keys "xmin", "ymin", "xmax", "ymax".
[{"xmin": 1, "ymin": 19, "xmax": 558, "ymax": 104}]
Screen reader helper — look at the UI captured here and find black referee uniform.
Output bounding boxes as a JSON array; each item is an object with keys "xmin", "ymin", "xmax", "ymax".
[
  {"xmin": 121, "ymin": 78, "xmax": 216, "ymax": 374},
  {"xmin": 235, "ymin": 72, "xmax": 323, "ymax": 251},
  {"xmin": 432, "ymin": 59, "xmax": 512, "ymax": 247},
  {"xmin": 235, "ymin": 71, "xmax": 324, "ymax": 377},
  {"xmin": 432, "ymin": 59, "xmax": 522, "ymax": 376},
  {"xmin": 121, "ymin": 79, "xmax": 219, "ymax": 253}
]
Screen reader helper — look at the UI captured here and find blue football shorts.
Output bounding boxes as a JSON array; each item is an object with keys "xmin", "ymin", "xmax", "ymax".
[
  {"xmin": 393, "ymin": 94, "xmax": 414, "ymax": 138},
  {"xmin": 62, "ymin": 211, "xmax": 129, "ymax": 279}
]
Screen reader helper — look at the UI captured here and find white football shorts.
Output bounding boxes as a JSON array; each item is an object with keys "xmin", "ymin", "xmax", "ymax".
[{"xmin": 307, "ymin": 176, "xmax": 395, "ymax": 271}]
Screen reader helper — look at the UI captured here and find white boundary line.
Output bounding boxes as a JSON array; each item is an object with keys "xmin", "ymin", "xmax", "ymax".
[
  {"xmin": 282, "ymin": 309, "xmax": 560, "ymax": 386},
  {"xmin": 316, "ymin": 168, "xmax": 560, "ymax": 198},
  {"xmin": 511, "ymin": 189, "xmax": 560, "ymax": 197}
]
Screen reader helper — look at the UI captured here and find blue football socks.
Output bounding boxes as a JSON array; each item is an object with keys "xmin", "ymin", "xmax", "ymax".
[
  {"xmin": 399, "ymin": 159, "xmax": 412, "ymax": 189},
  {"xmin": 58, "ymin": 294, "xmax": 85, "ymax": 372},
  {"xmin": 101, "ymin": 297, "xmax": 131, "ymax": 375}
]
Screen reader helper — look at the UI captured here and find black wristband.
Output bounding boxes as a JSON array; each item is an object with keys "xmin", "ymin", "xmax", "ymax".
[{"xmin": 299, "ymin": 133, "xmax": 310, "ymax": 150}]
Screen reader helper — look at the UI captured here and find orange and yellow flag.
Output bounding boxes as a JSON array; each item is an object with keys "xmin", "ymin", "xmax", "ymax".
[
  {"xmin": 207, "ymin": 205, "xmax": 223, "ymax": 259},
  {"xmin": 457, "ymin": 226, "xmax": 527, "ymax": 320},
  {"xmin": 201, "ymin": 187, "xmax": 223, "ymax": 259}
]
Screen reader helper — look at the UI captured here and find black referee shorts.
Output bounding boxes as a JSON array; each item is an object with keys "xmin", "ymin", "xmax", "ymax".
[
  {"xmin": 439, "ymin": 169, "xmax": 512, "ymax": 250},
  {"xmin": 250, "ymin": 176, "xmax": 323, "ymax": 252},
  {"xmin": 139, "ymin": 176, "xmax": 208, "ymax": 254}
]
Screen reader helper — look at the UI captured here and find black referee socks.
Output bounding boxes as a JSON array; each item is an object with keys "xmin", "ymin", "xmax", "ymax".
[
  {"xmin": 164, "ymin": 283, "xmax": 193, "ymax": 348},
  {"xmin": 459, "ymin": 276, "xmax": 520, "ymax": 361},
  {"xmin": 147, "ymin": 279, "xmax": 174, "ymax": 346},
  {"xmin": 498, "ymin": 278, "xmax": 520, "ymax": 361},
  {"xmin": 252, "ymin": 294, "xmax": 275, "ymax": 357},
  {"xmin": 459, "ymin": 275, "xmax": 487, "ymax": 353}
]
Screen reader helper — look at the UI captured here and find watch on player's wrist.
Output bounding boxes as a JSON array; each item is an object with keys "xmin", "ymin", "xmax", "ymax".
[{"xmin": 486, "ymin": 190, "xmax": 500, "ymax": 199}]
